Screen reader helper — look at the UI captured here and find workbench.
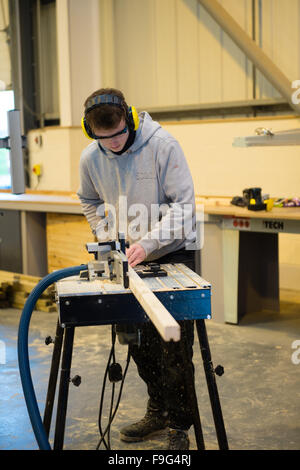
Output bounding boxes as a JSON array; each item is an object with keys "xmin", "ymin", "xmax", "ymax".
[
  {"xmin": 56, "ymin": 263, "xmax": 212, "ymax": 327},
  {"xmin": 201, "ymin": 201, "xmax": 300, "ymax": 323},
  {"xmin": 45, "ymin": 263, "xmax": 228, "ymax": 451},
  {"xmin": 0, "ymin": 192, "xmax": 85, "ymax": 276}
]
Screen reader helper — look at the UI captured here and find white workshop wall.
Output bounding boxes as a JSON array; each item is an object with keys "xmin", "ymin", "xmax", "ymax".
[
  {"xmin": 27, "ymin": 127, "xmax": 88, "ymax": 192},
  {"xmin": 163, "ymin": 116, "xmax": 300, "ymax": 197},
  {"xmin": 0, "ymin": 0, "xmax": 10, "ymax": 89},
  {"xmin": 29, "ymin": 115, "xmax": 300, "ymax": 196}
]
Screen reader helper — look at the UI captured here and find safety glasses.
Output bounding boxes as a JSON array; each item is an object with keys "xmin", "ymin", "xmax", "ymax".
[{"xmin": 96, "ymin": 125, "xmax": 128, "ymax": 140}]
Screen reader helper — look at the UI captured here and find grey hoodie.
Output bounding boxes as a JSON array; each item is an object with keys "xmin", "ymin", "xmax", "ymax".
[{"xmin": 77, "ymin": 111, "xmax": 196, "ymax": 261}]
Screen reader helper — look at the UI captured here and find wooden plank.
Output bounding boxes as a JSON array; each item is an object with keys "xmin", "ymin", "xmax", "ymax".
[
  {"xmin": 0, "ymin": 271, "xmax": 16, "ymax": 282},
  {"xmin": 11, "ymin": 301, "xmax": 57, "ymax": 312},
  {"xmin": 128, "ymin": 266, "xmax": 180, "ymax": 342},
  {"xmin": 0, "ymin": 271, "xmax": 54, "ymax": 295},
  {"xmin": 0, "ymin": 270, "xmax": 41, "ymax": 283}
]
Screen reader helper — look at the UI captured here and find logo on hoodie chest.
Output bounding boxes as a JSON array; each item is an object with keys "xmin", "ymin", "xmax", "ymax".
[{"xmin": 136, "ymin": 170, "xmax": 156, "ymax": 180}]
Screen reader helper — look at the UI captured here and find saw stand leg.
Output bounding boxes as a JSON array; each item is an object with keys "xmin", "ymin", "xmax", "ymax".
[
  {"xmin": 43, "ymin": 320, "xmax": 228, "ymax": 451},
  {"xmin": 178, "ymin": 320, "xmax": 228, "ymax": 450},
  {"xmin": 43, "ymin": 319, "xmax": 64, "ymax": 437},
  {"xmin": 179, "ymin": 322, "xmax": 205, "ymax": 450},
  {"xmin": 43, "ymin": 323, "xmax": 76, "ymax": 450},
  {"xmin": 195, "ymin": 319, "xmax": 229, "ymax": 450}
]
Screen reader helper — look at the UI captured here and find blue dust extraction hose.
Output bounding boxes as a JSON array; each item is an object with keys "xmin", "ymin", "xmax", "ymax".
[{"xmin": 17, "ymin": 264, "xmax": 88, "ymax": 450}]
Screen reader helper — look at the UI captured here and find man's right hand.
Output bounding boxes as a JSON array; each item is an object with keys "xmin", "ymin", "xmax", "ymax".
[{"xmin": 126, "ymin": 243, "xmax": 146, "ymax": 267}]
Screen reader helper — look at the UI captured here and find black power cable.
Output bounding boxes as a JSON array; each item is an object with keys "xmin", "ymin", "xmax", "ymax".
[{"xmin": 96, "ymin": 325, "xmax": 131, "ymax": 450}]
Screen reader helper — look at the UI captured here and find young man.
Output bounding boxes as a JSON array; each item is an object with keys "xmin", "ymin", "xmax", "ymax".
[{"xmin": 77, "ymin": 88, "xmax": 197, "ymax": 450}]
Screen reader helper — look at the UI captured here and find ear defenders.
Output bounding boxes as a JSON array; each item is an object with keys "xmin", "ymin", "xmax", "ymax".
[{"xmin": 81, "ymin": 93, "xmax": 139, "ymax": 140}]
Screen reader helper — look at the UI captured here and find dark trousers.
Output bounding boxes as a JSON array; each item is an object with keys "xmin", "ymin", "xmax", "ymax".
[{"xmin": 129, "ymin": 249, "xmax": 196, "ymax": 430}]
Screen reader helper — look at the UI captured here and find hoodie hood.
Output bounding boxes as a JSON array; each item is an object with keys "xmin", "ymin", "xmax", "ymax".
[{"xmin": 100, "ymin": 111, "xmax": 161, "ymax": 158}]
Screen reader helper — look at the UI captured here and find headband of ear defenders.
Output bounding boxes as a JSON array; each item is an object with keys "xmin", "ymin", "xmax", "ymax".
[{"xmin": 82, "ymin": 93, "xmax": 139, "ymax": 140}]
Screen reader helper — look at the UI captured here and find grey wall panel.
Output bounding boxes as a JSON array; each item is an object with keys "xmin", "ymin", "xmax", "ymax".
[{"xmin": 0, "ymin": 209, "xmax": 22, "ymax": 273}]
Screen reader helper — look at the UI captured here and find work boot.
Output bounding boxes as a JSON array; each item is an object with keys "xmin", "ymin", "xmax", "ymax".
[
  {"xmin": 120, "ymin": 409, "xmax": 168, "ymax": 442},
  {"xmin": 167, "ymin": 429, "xmax": 190, "ymax": 450}
]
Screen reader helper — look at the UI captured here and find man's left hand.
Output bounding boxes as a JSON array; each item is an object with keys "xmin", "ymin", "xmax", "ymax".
[{"xmin": 126, "ymin": 243, "xmax": 146, "ymax": 267}]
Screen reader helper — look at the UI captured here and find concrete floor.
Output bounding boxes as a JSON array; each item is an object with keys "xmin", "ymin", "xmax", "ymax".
[{"xmin": 0, "ymin": 288, "xmax": 300, "ymax": 451}]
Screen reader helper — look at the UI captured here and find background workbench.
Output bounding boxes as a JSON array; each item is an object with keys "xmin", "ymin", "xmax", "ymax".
[
  {"xmin": 200, "ymin": 198, "xmax": 300, "ymax": 323},
  {"xmin": 0, "ymin": 192, "xmax": 94, "ymax": 276}
]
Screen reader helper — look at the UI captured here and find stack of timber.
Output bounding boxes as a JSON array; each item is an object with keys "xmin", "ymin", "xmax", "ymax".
[
  {"xmin": 0, "ymin": 279, "xmax": 12, "ymax": 308},
  {"xmin": 0, "ymin": 270, "xmax": 56, "ymax": 312},
  {"xmin": 46, "ymin": 213, "xmax": 95, "ymax": 271}
]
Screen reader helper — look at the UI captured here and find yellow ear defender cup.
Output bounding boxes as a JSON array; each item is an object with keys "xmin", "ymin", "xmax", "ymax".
[
  {"xmin": 81, "ymin": 116, "xmax": 94, "ymax": 140},
  {"xmin": 129, "ymin": 106, "xmax": 139, "ymax": 131},
  {"xmin": 82, "ymin": 94, "xmax": 139, "ymax": 139}
]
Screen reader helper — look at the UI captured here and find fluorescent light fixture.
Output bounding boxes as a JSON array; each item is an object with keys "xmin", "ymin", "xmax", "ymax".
[{"xmin": 233, "ymin": 127, "xmax": 300, "ymax": 147}]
